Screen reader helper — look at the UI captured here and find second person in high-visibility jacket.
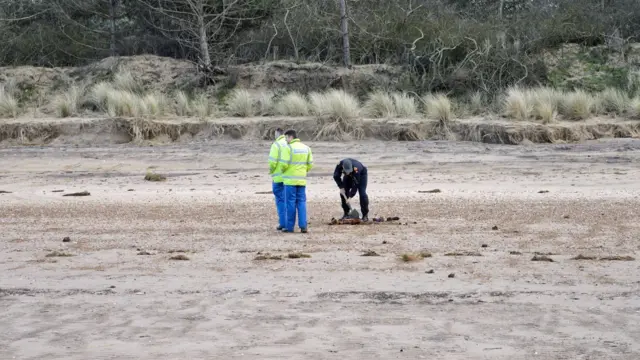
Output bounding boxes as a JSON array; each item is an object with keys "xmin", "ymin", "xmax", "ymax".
[
  {"xmin": 268, "ymin": 127, "xmax": 287, "ymax": 230},
  {"xmin": 278, "ymin": 129, "xmax": 313, "ymax": 233}
]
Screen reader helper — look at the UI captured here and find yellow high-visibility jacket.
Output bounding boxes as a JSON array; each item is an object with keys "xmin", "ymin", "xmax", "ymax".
[
  {"xmin": 279, "ymin": 139, "xmax": 313, "ymax": 186},
  {"xmin": 268, "ymin": 134, "xmax": 288, "ymax": 183}
]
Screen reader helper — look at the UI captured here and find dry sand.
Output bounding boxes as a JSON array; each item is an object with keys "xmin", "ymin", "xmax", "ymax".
[{"xmin": 1, "ymin": 138, "xmax": 640, "ymax": 359}]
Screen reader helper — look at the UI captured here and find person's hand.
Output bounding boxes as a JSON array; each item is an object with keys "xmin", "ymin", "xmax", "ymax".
[{"xmin": 339, "ymin": 188, "xmax": 346, "ymax": 197}]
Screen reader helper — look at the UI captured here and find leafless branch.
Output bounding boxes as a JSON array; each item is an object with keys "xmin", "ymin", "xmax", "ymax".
[
  {"xmin": 0, "ymin": 10, "xmax": 47, "ymax": 22},
  {"xmin": 264, "ymin": 23, "xmax": 278, "ymax": 60},
  {"xmin": 283, "ymin": 9, "xmax": 298, "ymax": 61}
]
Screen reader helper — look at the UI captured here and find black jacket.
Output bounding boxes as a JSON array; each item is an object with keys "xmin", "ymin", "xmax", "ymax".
[{"xmin": 333, "ymin": 158, "xmax": 366, "ymax": 189}]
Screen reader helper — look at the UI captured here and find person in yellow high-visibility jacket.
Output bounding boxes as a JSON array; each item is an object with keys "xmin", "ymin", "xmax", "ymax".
[
  {"xmin": 268, "ymin": 128, "xmax": 288, "ymax": 230},
  {"xmin": 278, "ymin": 129, "xmax": 313, "ymax": 233}
]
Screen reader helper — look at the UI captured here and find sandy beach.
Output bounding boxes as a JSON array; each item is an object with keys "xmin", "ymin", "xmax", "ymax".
[{"xmin": 1, "ymin": 138, "xmax": 640, "ymax": 359}]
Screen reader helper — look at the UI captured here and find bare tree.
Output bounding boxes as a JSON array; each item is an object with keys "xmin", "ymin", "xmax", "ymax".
[
  {"xmin": 109, "ymin": 0, "xmax": 118, "ymax": 56},
  {"xmin": 52, "ymin": 0, "xmax": 121, "ymax": 57},
  {"xmin": 338, "ymin": 0, "xmax": 351, "ymax": 68},
  {"xmin": 137, "ymin": 0, "xmax": 264, "ymax": 69}
]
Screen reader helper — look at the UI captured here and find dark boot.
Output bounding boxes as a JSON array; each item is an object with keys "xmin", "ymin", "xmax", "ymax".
[{"xmin": 301, "ymin": 228, "xmax": 308, "ymax": 233}]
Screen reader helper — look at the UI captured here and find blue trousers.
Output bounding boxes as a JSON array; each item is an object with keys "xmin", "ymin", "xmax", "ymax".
[
  {"xmin": 272, "ymin": 181, "xmax": 286, "ymax": 228},
  {"xmin": 284, "ymin": 185, "xmax": 307, "ymax": 231}
]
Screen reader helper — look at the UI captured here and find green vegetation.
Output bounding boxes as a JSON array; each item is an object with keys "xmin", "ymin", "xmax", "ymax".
[{"xmin": 1, "ymin": 1, "xmax": 639, "ymax": 95}]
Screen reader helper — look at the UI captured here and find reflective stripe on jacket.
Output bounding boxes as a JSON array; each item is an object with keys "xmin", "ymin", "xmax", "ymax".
[
  {"xmin": 280, "ymin": 138, "xmax": 313, "ymax": 186},
  {"xmin": 268, "ymin": 134, "xmax": 288, "ymax": 183}
]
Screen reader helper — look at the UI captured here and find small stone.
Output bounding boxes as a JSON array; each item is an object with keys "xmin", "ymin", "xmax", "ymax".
[
  {"xmin": 382, "ymin": 240, "xmax": 388, "ymax": 244},
  {"xmin": 62, "ymin": 237, "xmax": 71, "ymax": 242},
  {"xmin": 563, "ymin": 215, "xmax": 570, "ymax": 219},
  {"xmin": 109, "ymin": 285, "xmax": 116, "ymax": 289},
  {"xmin": 426, "ymin": 269, "xmax": 434, "ymax": 274},
  {"xmin": 361, "ymin": 250, "xmax": 380, "ymax": 257},
  {"xmin": 448, "ymin": 273, "xmax": 455, "ymax": 278},
  {"xmin": 481, "ymin": 244, "xmax": 488, "ymax": 248},
  {"xmin": 491, "ymin": 225, "xmax": 498, "ymax": 230}
]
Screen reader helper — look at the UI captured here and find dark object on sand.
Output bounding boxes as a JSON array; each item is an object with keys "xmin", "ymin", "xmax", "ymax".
[{"xmin": 63, "ymin": 191, "xmax": 91, "ymax": 197}]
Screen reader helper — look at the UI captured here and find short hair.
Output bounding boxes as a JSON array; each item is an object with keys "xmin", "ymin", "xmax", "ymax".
[
  {"xmin": 274, "ymin": 127, "xmax": 284, "ymax": 136},
  {"xmin": 284, "ymin": 129, "xmax": 297, "ymax": 138}
]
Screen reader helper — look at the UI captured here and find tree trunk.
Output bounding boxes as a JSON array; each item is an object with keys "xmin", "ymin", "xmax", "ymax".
[
  {"xmin": 109, "ymin": 0, "xmax": 117, "ymax": 57},
  {"xmin": 338, "ymin": 0, "xmax": 350, "ymax": 68},
  {"xmin": 498, "ymin": 0, "xmax": 504, "ymax": 19},
  {"xmin": 196, "ymin": 0, "xmax": 211, "ymax": 67}
]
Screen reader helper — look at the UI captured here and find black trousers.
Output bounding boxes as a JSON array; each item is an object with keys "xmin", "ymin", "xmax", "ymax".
[{"xmin": 340, "ymin": 168, "xmax": 369, "ymax": 217}]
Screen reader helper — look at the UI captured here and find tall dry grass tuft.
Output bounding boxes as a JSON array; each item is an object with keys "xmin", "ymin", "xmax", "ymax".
[
  {"xmin": 468, "ymin": 91, "xmax": 485, "ymax": 115},
  {"xmin": 310, "ymin": 89, "xmax": 361, "ymax": 120},
  {"xmin": 255, "ymin": 91, "xmax": 275, "ymax": 116},
  {"xmin": 392, "ymin": 92, "xmax": 417, "ymax": 118},
  {"xmin": 628, "ymin": 97, "xmax": 640, "ymax": 119},
  {"xmin": 275, "ymin": 91, "xmax": 310, "ymax": 116},
  {"xmin": 171, "ymin": 91, "xmax": 214, "ymax": 118},
  {"xmin": 534, "ymin": 100, "xmax": 557, "ymax": 124},
  {"xmin": 106, "ymin": 90, "xmax": 142, "ymax": 117},
  {"xmin": 0, "ymin": 85, "xmax": 20, "ymax": 118},
  {"xmin": 174, "ymin": 91, "xmax": 191, "ymax": 116},
  {"xmin": 626, "ymin": 70, "xmax": 640, "ymax": 97},
  {"xmin": 599, "ymin": 87, "xmax": 629, "ymax": 115},
  {"xmin": 528, "ymin": 87, "xmax": 561, "ymax": 123},
  {"xmin": 54, "ymin": 85, "xmax": 84, "ymax": 118},
  {"xmin": 503, "ymin": 86, "xmax": 531, "ymax": 121},
  {"xmin": 88, "ymin": 81, "xmax": 147, "ymax": 117},
  {"xmin": 88, "ymin": 82, "xmax": 114, "ymax": 111},
  {"xmin": 113, "ymin": 69, "xmax": 144, "ymax": 94},
  {"xmin": 559, "ymin": 90, "xmax": 596, "ymax": 120},
  {"xmin": 191, "ymin": 93, "xmax": 214, "ymax": 118},
  {"xmin": 423, "ymin": 93, "xmax": 453, "ymax": 122},
  {"xmin": 142, "ymin": 92, "xmax": 169, "ymax": 117},
  {"xmin": 226, "ymin": 88, "xmax": 255, "ymax": 117},
  {"xmin": 363, "ymin": 91, "xmax": 396, "ymax": 118},
  {"xmin": 310, "ymin": 89, "xmax": 363, "ymax": 140}
]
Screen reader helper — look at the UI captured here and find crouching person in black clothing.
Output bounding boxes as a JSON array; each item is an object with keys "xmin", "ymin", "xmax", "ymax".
[{"xmin": 333, "ymin": 158, "xmax": 369, "ymax": 221}]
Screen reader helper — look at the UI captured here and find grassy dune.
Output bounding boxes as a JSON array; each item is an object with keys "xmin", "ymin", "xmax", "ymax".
[{"xmin": 1, "ymin": 69, "xmax": 640, "ymax": 145}]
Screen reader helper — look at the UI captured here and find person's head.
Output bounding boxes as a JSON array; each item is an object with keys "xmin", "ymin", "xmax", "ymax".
[
  {"xmin": 342, "ymin": 158, "xmax": 353, "ymax": 176},
  {"xmin": 284, "ymin": 129, "xmax": 297, "ymax": 143},
  {"xmin": 274, "ymin": 127, "xmax": 284, "ymax": 139}
]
